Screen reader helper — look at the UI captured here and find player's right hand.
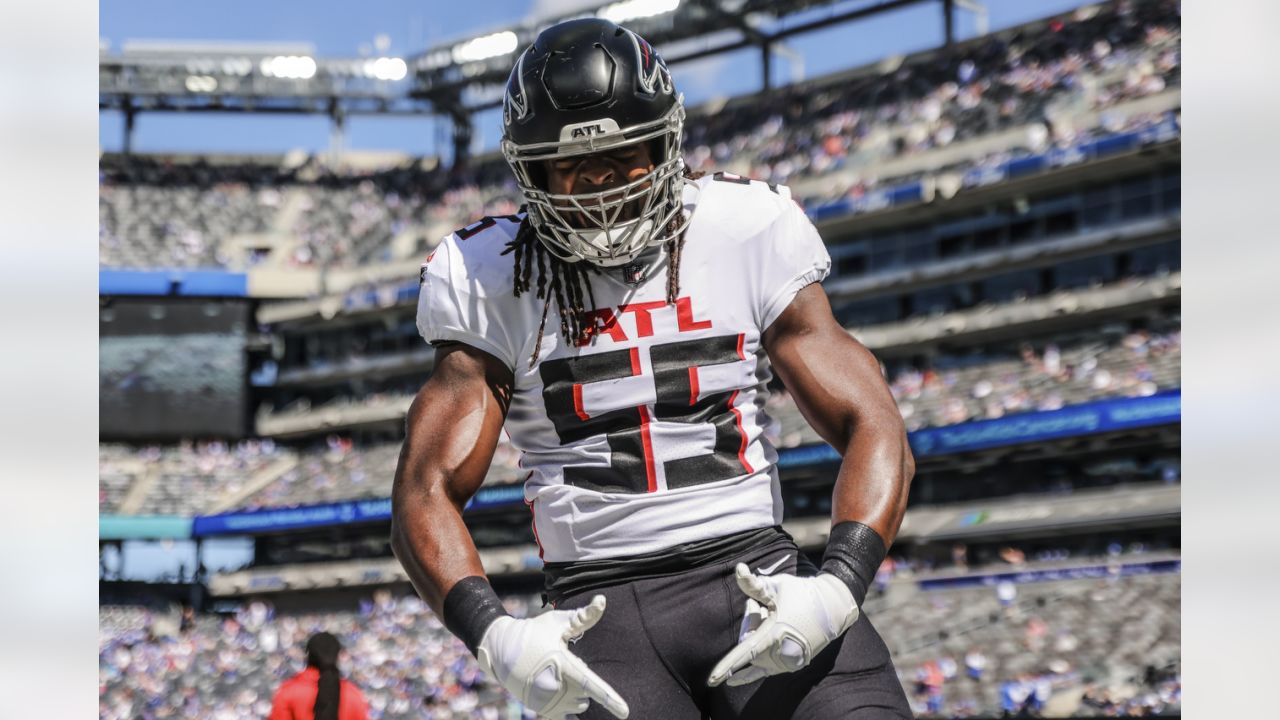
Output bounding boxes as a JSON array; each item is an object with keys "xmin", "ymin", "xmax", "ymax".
[{"xmin": 476, "ymin": 594, "xmax": 629, "ymax": 719}]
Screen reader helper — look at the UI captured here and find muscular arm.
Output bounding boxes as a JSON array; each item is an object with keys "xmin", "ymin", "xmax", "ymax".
[
  {"xmin": 389, "ymin": 342, "xmax": 513, "ymax": 615},
  {"xmin": 707, "ymin": 282, "xmax": 913, "ymax": 687},
  {"xmin": 762, "ymin": 283, "xmax": 914, "ymax": 546}
]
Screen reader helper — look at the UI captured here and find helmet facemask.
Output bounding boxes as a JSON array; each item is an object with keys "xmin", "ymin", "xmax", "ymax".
[{"xmin": 503, "ymin": 101, "xmax": 688, "ymax": 268}]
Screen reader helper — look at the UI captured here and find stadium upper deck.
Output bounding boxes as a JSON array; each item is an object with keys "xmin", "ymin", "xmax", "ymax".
[{"xmin": 98, "ymin": 0, "xmax": 1179, "ymax": 273}]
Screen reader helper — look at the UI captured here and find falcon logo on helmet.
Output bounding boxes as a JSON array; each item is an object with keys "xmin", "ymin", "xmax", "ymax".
[
  {"xmin": 627, "ymin": 30, "xmax": 672, "ymax": 96},
  {"xmin": 500, "ymin": 18, "xmax": 688, "ymax": 268},
  {"xmin": 502, "ymin": 52, "xmax": 530, "ymax": 126}
]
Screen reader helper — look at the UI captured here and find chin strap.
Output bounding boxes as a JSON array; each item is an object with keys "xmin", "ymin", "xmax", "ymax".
[{"xmin": 575, "ymin": 219, "xmax": 656, "ymax": 267}]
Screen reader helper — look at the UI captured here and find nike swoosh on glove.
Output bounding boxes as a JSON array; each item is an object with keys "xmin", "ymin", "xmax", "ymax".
[
  {"xmin": 476, "ymin": 594, "xmax": 629, "ymax": 719},
  {"xmin": 707, "ymin": 563, "xmax": 860, "ymax": 687}
]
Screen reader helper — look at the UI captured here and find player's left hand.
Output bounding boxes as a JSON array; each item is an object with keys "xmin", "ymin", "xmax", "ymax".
[{"xmin": 707, "ymin": 562, "xmax": 860, "ymax": 687}]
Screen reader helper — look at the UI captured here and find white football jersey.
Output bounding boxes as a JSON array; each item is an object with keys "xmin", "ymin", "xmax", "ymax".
[{"xmin": 418, "ymin": 173, "xmax": 831, "ymax": 562}]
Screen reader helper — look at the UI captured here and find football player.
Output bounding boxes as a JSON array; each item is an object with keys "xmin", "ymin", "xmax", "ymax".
[{"xmin": 391, "ymin": 17, "xmax": 914, "ymax": 720}]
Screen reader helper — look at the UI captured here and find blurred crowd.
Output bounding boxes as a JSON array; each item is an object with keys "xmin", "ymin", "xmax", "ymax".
[
  {"xmin": 684, "ymin": 0, "xmax": 1180, "ymax": 190},
  {"xmin": 98, "ymin": 0, "xmax": 1180, "ymax": 272},
  {"xmin": 100, "ymin": 591, "xmax": 535, "ymax": 720},
  {"xmin": 886, "ymin": 570, "xmax": 1179, "ymax": 718},
  {"xmin": 98, "ymin": 155, "xmax": 461, "ymax": 270},
  {"xmin": 234, "ymin": 434, "xmax": 526, "ymax": 512},
  {"xmin": 236, "ymin": 436, "xmax": 400, "ymax": 511},
  {"xmin": 887, "ymin": 327, "xmax": 1181, "ymax": 432},
  {"xmin": 769, "ymin": 323, "xmax": 1180, "ymax": 446},
  {"xmin": 99, "ymin": 439, "xmax": 282, "ymax": 515},
  {"xmin": 100, "ymin": 556, "xmax": 1179, "ymax": 719}
]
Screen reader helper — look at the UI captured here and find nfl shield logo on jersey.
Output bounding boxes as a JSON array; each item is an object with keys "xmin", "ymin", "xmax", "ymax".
[{"xmin": 622, "ymin": 262, "xmax": 646, "ymax": 285}]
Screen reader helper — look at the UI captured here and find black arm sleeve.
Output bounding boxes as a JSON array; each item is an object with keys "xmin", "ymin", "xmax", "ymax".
[{"xmin": 442, "ymin": 576, "xmax": 510, "ymax": 655}]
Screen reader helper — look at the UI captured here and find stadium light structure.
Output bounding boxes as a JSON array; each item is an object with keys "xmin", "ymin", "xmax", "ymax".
[
  {"xmin": 102, "ymin": 45, "xmax": 418, "ymax": 105},
  {"xmin": 260, "ymin": 55, "xmax": 318, "ymax": 80},
  {"xmin": 451, "ymin": 31, "xmax": 519, "ymax": 64},
  {"xmin": 597, "ymin": 0, "xmax": 681, "ymax": 24},
  {"xmin": 365, "ymin": 57, "xmax": 408, "ymax": 81},
  {"xmin": 407, "ymin": 0, "xmax": 951, "ymax": 104},
  {"xmin": 184, "ymin": 75, "xmax": 219, "ymax": 93},
  {"xmin": 394, "ymin": 0, "xmax": 969, "ymax": 173},
  {"xmin": 100, "ymin": 40, "xmax": 434, "ymax": 155},
  {"xmin": 219, "ymin": 58, "xmax": 255, "ymax": 76},
  {"xmin": 101, "ymin": 0, "xmax": 976, "ymax": 163}
]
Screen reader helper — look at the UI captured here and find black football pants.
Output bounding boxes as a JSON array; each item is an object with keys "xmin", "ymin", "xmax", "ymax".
[{"xmin": 554, "ymin": 532, "xmax": 913, "ymax": 719}]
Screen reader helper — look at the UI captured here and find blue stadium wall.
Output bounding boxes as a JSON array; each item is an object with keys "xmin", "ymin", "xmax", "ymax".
[{"xmin": 100, "ymin": 269, "xmax": 248, "ymax": 297}]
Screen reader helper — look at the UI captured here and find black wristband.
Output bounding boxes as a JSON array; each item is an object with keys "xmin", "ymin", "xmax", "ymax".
[
  {"xmin": 442, "ymin": 576, "xmax": 510, "ymax": 655},
  {"xmin": 820, "ymin": 520, "xmax": 888, "ymax": 607}
]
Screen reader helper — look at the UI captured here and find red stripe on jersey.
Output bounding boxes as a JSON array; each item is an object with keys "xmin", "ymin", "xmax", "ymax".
[
  {"xmin": 731, "ymin": 334, "xmax": 752, "ymax": 472},
  {"xmin": 688, "ymin": 367, "xmax": 700, "ymax": 406},
  {"xmin": 572, "ymin": 384, "xmax": 589, "ymax": 422},
  {"xmin": 632, "ymin": 347, "xmax": 656, "ymax": 491},
  {"xmin": 638, "ymin": 405, "xmax": 658, "ymax": 493},
  {"xmin": 728, "ymin": 390, "xmax": 754, "ymax": 474},
  {"xmin": 524, "ymin": 485, "xmax": 544, "ymax": 561}
]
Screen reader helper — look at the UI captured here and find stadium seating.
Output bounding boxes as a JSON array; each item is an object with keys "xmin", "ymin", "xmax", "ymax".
[
  {"xmin": 878, "ymin": 568, "xmax": 1180, "ymax": 717},
  {"xmin": 235, "ymin": 438, "xmax": 400, "ymax": 510},
  {"xmin": 684, "ymin": 0, "xmax": 1181, "ymax": 190},
  {"xmin": 768, "ymin": 325, "xmax": 1179, "ymax": 446},
  {"xmin": 97, "ymin": 0, "xmax": 1180, "ymax": 272},
  {"xmin": 99, "ymin": 440, "xmax": 286, "ymax": 517},
  {"xmin": 97, "ymin": 556, "xmax": 1180, "ymax": 719},
  {"xmin": 191, "ymin": 433, "xmax": 526, "ymax": 512},
  {"xmin": 97, "ymin": 605, "xmax": 154, "ymax": 636},
  {"xmin": 99, "ymin": 446, "xmax": 144, "ymax": 514}
]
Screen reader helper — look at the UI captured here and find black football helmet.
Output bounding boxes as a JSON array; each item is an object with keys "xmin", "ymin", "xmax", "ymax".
[{"xmin": 501, "ymin": 18, "xmax": 687, "ymax": 267}]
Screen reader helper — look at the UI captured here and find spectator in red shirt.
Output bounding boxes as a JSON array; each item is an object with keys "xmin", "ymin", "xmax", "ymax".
[{"xmin": 270, "ymin": 632, "xmax": 369, "ymax": 720}]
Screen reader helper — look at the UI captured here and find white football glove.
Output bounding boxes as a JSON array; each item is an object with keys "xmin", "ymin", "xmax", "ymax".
[
  {"xmin": 707, "ymin": 563, "xmax": 860, "ymax": 687},
  {"xmin": 476, "ymin": 594, "xmax": 629, "ymax": 719}
]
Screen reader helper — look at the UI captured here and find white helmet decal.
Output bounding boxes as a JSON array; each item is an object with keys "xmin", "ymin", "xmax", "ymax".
[
  {"xmin": 627, "ymin": 29, "xmax": 672, "ymax": 96},
  {"xmin": 503, "ymin": 52, "xmax": 530, "ymax": 125}
]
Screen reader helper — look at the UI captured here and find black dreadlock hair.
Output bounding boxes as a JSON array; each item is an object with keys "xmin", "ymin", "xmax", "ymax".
[
  {"xmin": 305, "ymin": 632, "xmax": 342, "ymax": 720},
  {"xmin": 502, "ymin": 167, "xmax": 705, "ymax": 367}
]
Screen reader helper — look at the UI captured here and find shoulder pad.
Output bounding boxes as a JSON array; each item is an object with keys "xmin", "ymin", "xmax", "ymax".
[
  {"xmin": 705, "ymin": 171, "xmax": 792, "ymax": 201},
  {"xmin": 688, "ymin": 172, "xmax": 797, "ymax": 242},
  {"xmin": 452, "ymin": 214, "xmax": 525, "ymax": 242}
]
